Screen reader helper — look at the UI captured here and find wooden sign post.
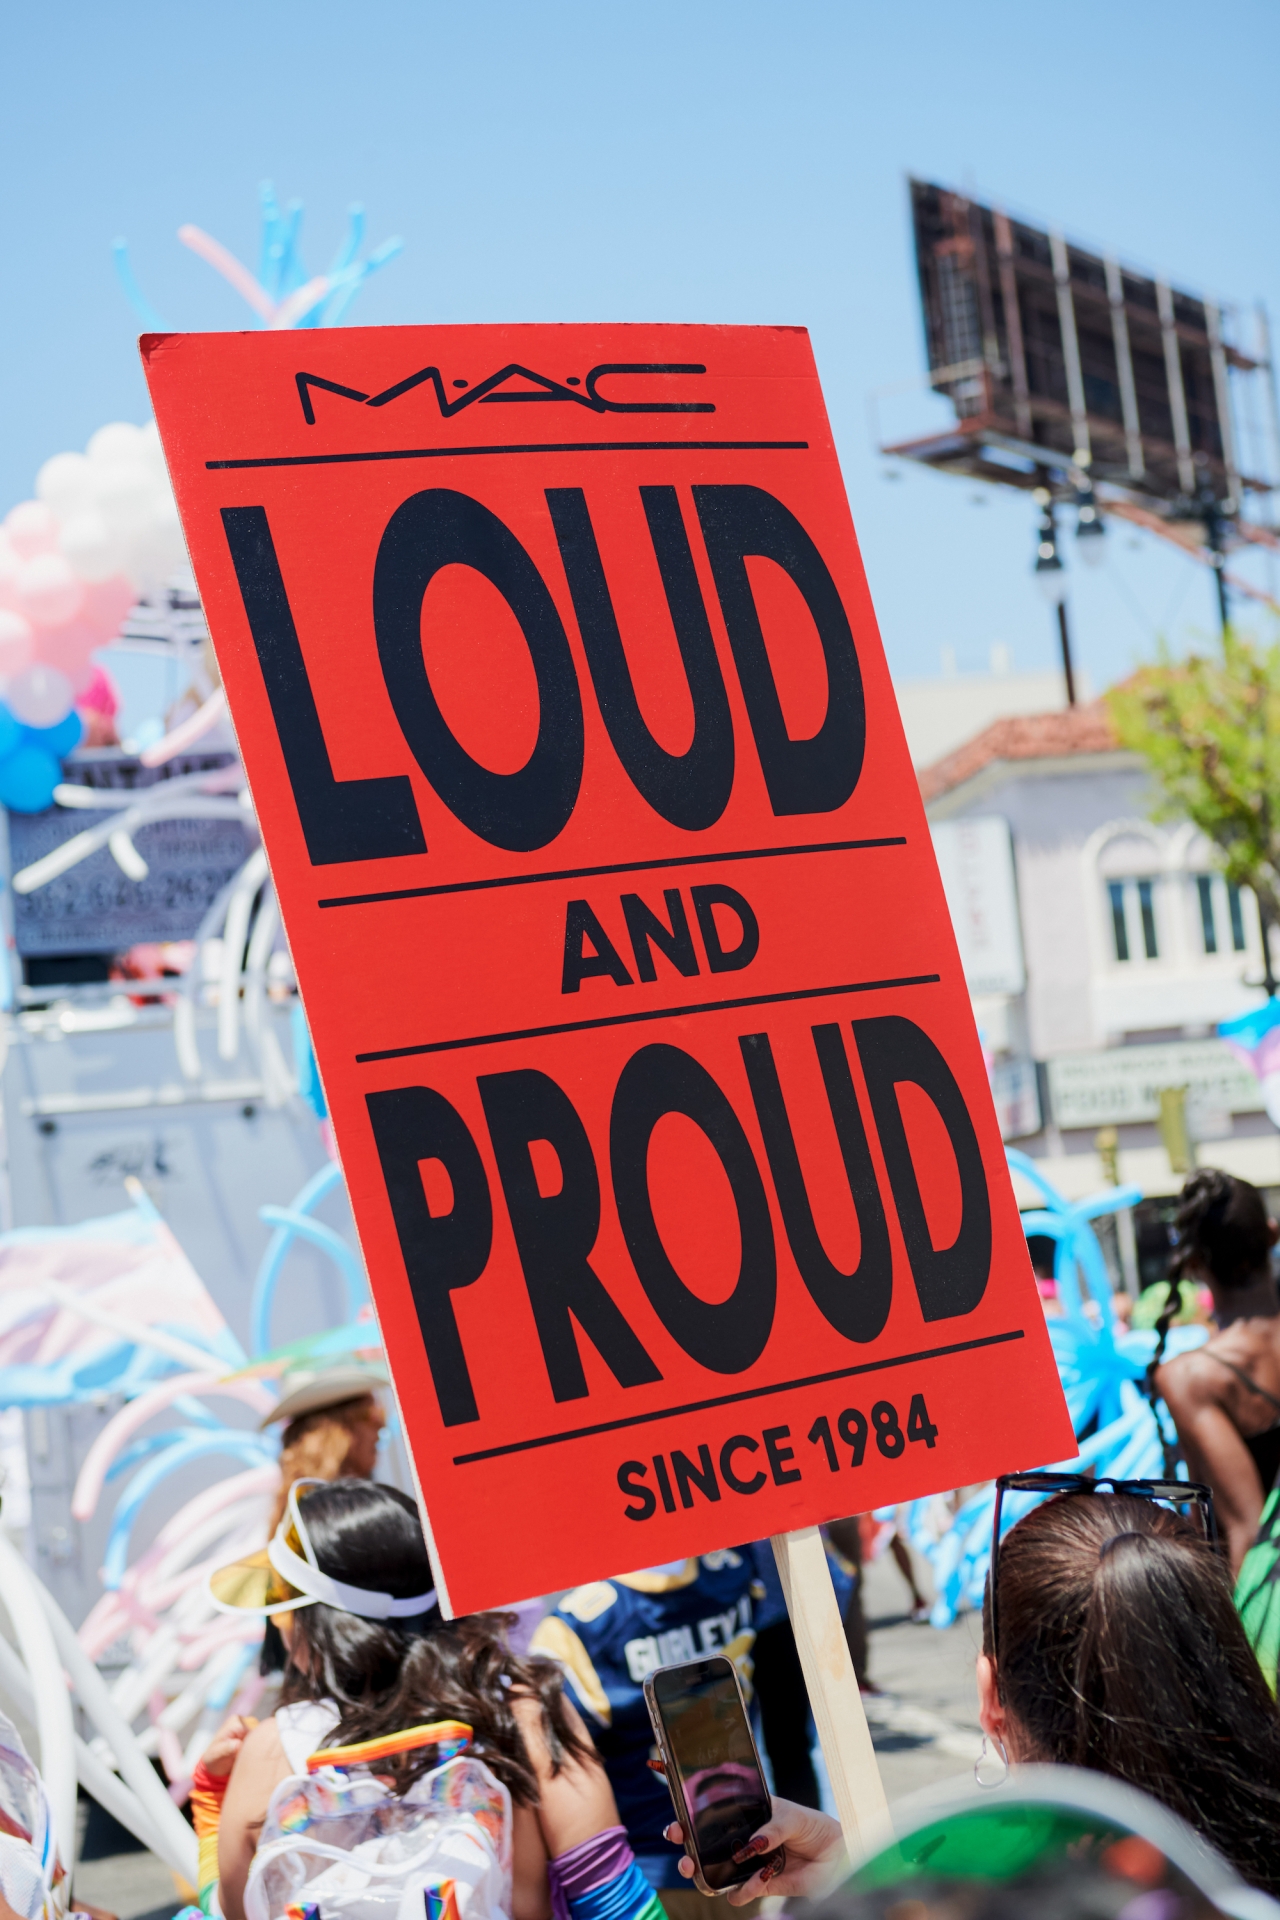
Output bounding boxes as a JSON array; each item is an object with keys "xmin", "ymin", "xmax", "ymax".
[
  {"xmin": 145, "ymin": 324, "xmax": 1072, "ymax": 1797},
  {"xmin": 772, "ymin": 1528, "xmax": 890, "ymax": 1861}
]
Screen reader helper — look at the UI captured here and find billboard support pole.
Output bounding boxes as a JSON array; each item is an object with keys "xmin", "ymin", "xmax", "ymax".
[
  {"xmin": 771, "ymin": 1527, "xmax": 891, "ymax": 1865},
  {"xmin": 1056, "ymin": 599, "xmax": 1077, "ymax": 707}
]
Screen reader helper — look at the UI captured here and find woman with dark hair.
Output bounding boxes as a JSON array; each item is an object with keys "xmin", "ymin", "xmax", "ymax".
[
  {"xmin": 670, "ymin": 1489, "xmax": 1280, "ymax": 1902},
  {"xmin": 973, "ymin": 1490, "xmax": 1280, "ymax": 1893},
  {"xmin": 1152, "ymin": 1168, "xmax": 1280, "ymax": 1569},
  {"xmin": 204, "ymin": 1480, "xmax": 663, "ymax": 1920}
]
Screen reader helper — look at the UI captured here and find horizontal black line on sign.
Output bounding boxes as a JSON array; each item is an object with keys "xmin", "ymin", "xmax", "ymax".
[
  {"xmin": 206, "ymin": 438, "xmax": 810, "ymax": 471},
  {"xmin": 354, "ymin": 970, "xmax": 941, "ymax": 1063},
  {"xmin": 319, "ymin": 835, "xmax": 907, "ymax": 911},
  {"xmin": 451, "ymin": 1329, "xmax": 1026, "ymax": 1464}
]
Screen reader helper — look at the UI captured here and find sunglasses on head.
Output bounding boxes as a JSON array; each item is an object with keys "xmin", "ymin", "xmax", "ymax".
[{"xmin": 988, "ymin": 1473, "xmax": 1218, "ymax": 1663}]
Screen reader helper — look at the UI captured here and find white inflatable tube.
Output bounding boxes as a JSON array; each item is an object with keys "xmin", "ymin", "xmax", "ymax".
[
  {"xmin": 0, "ymin": 1533, "xmax": 79, "ymax": 1895},
  {"xmin": 139, "ymin": 687, "xmax": 228, "ymax": 767},
  {"xmin": 73, "ymin": 1738, "xmax": 170, "ymax": 1863},
  {"xmin": 0, "ymin": 1632, "xmax": 168, "ymax": 1862},
  {"xmin": 34, "ymin": 1571, "xmax": 199, "ymax": 1884},
  {"xmin": 12, "ymin": 797, "xmax": 248, "ymax": 895},
  {"xmin": 219, "ymin": 847, "xmax": 270, "ymax": 1062},
  {"xmin": 36, "ymin": 1278, "xmax": 219, "ymax": 1374},
  {"xmin": 72, "ymin": 1373, "xmax": 274, "ymax": 1521}
]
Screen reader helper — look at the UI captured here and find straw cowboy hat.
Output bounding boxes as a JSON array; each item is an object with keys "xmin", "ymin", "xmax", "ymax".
[{"xmin": 259, "ymin": 1362, "xmax": 390, "ymax": 1430}]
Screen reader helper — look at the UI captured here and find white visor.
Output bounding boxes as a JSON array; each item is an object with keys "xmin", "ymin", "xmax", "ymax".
[{"xmin": 211, "ymin": 1479, "xmax": 437, "ymax": 1622}]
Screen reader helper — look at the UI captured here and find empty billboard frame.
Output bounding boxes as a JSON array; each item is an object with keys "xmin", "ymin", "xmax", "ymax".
[{"xmin": 887, "ymin": 178, "xmax": 1277, "ymax": 528}]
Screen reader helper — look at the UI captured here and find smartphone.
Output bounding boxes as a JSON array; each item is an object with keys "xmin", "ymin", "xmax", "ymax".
[{"xmin": 643, "ymin": 1655, "xmax": 777, "ymax": 1896}]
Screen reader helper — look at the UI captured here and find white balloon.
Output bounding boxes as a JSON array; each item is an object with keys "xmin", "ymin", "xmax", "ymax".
[
  {"xmin": 4, "ymin": 501, "xmax": 58, "ymax": 558},
  {"xmin": 137, "ymin": 419, "xmax": 169, "ymax": 481},
  {"xmin": 0, "ymin": 541, "xmax": 20, "ymax": 612},
  {"xmin": 6, "ymin": 664, "xmax": 74, "ymax": 728},
  {"xmin": 146, "ymin": 494, "xmax": 187, "ymax": 569},
  {"xmin": 59, "ymin": 512, "xmax": 122, "ymax": 584},
  {"xmin": 36, "ymin": 452, "xmax": 95, "ymax": 520},
  {"xmin": 93, "ymin": 462, "xmax": 155, "ymax": 535},
  {"xmin": 114, "ymin": 486, "xmax": 185, "ymax": 593},
  {"xmin": 87, "ymin": 422, "xmax": 145, "ymax": 468}
]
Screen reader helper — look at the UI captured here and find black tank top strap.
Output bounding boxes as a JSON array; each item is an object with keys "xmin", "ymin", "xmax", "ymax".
[
  {"xmin": 1201, "ymin": 1351, "xmax": 1280, "ymax": 1492},
  {"xmin": 1203, "ymin": 1349, "xmax": 1280, "ymax": 1417}
]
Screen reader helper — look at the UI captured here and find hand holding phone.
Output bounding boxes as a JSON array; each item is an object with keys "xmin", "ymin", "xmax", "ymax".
[
  {"xmin": 643, "ymin": 1655, "xmax": 781, "ymax": 1895},
  {"xmin": 663, "ymin": 1802, "xmax": 848, "ymax": 1907}
]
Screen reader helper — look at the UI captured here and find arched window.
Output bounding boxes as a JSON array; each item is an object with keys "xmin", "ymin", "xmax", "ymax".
[{"xmin": 1091, "ymin": 825, "xmax": 1165, "ymax": 965}]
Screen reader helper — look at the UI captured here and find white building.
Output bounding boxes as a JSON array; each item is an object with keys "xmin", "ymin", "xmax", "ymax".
[{"xmin": 920, "ymin": 702, "xmax": 1280, "ymax": 1217}]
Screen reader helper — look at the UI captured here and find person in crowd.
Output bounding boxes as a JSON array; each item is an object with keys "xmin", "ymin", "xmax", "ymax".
[
  {"xmin": 668, "ymin": 1488, "xmax": 1280, "ymax": 1902},
  {"xmin": 529, "ymin": 1551, "xmax": 756, "ymax": 1916},
  {"xmin": 257, "ymin": 1362, "xmax": 390, "ymax": 1676},
  {"xmin": 1152, "ymin": 1169, "xmax": 1280, "ymax": 1569},
  {"xmin": 206, "ymin": 1479, "xmax": 662, "ymax": 1920},
  {"xmin": 262, "ymin": 1362, "xmax": 390, "ymax": 1532}
]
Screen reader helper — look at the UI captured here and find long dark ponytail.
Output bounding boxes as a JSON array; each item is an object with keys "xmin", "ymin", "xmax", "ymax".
[
  {"xmin": 983, "ymin": 1491, "xmax": 1280, "ymax": 1893},
  {"xmin": 1141, "ymin": 1168, "xmax": 1272, "ymax": 1469},
  {"xmin": 277, "ymin": 1479, "xmax": 593, "ymax": 1801}
]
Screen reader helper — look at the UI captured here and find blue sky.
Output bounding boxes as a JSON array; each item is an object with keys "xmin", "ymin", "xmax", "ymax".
[{"xmin": 2, "ymin": 0, "xmax": 1277, "ymax": 696}]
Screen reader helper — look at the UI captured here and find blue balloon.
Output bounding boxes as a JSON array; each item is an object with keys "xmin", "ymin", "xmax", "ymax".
[
  {"xmin": 23, "ymin": 711, "xmax": 83, "ymax": 760},
  {"xmin": 0, "ymin": 746, "xmax": 61, "ymax": 814},
  {"xmin": 0, "ymin": 705, "xmax": 22, "ymax": 764}
]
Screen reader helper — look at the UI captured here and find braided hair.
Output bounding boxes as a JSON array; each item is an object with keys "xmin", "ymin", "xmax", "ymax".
[{"xmin": 1144, "ymin": 1170, "xmax": 1275, "ymax": 1469}]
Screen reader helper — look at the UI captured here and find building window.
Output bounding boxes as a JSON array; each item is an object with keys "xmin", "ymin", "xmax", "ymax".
[
  {"xmin": 1108, "ymin": 877, "xmax": 1160, "ymax": 963},
  {"xmin": 1197, "ymin": 875, "xmax": 1217, "ymax": 953},
  {"xmin": 1195, "ymin": 874, "xmax": 1248, "ymax": 956}
]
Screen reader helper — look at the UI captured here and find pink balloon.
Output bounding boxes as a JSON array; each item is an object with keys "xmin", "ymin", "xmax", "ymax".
[
  {"xmin": 74, "ymin": 662, "xmax": 121, "ymax": 718},
  {"xmin": 0, "ymin": 546, "xmax": 21, "ymax": 614},
  {"xmin": 33, "ymin": 618, "xmax": 98, "ymax": 678},
  {"xmin": 4, "ymin": 501, "xmax": 58, "ymax": 559},
  {"xmin": 80, "ymin": 574, "xmax": 135, "ymax": 639},
  {"xmin": 0, "ymin": 611, "xmax": 35, "ymax": 680},
  {"xmin": 17, "ymin": 553, "xmax": 85, "ymax": 630}
]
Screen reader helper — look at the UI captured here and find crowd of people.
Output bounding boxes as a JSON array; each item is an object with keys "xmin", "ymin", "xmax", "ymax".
[{"xmin": 38, "ymin": 1164, "xmax": 1280, "ymax": 1916}]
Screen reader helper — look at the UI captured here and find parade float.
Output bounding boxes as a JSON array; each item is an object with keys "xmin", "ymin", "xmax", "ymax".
[{"xmin": 0, "ymin": 189, "xmax": 407, "ymax": 1906}]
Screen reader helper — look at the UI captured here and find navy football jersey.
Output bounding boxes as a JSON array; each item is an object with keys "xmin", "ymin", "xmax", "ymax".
[{"xmin": 529, "ymin": 1552, "xmax": 758, "ymax": 1882}]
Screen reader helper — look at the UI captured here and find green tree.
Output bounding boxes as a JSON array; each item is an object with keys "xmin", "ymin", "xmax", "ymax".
[{"xmin": 1107, "ymin": 628, "xmax": 1280, "ymax": 996}]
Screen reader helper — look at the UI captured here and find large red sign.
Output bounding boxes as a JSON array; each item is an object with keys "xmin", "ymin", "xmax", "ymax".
[{"xmin": 144, "ymin": 325, "xmax": 1073, "ymax": 1614}]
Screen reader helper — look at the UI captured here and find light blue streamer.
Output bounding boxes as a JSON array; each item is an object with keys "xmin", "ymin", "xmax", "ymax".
[
  {"xmin": 257, "ymin": 1208, "xmax": 366, "ymax": 1301},
  {"xmin": 101, "ymin": 1433, "xmax": 272, "ymax": 1590},
  {"xmin": 249, "ymin": 1160, "xmax": 352, "ymax": 1356},
  {"xmin": 207, "ymin": 1638, "xmax": 259, "ymax": 1712},
  {"xmin": 903, "ymin": 1151, "xmax": 1208, "ymax": 1625},
  {"xmin": 111, "ymin": 240, "xmax": 166, "ymax": 330}
]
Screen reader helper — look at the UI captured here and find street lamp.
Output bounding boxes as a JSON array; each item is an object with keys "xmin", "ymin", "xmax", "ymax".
[
  {"xmin": 1033, "ymin": 485, "xmax": 1076, "ymax": 706},
  {"xmin": 1073, "ymin": 452, "xmax": 1106, "ymax": 568}
]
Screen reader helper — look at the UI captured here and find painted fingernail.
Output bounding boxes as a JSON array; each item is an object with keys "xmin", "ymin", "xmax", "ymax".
[{"xmin": 732, "ymin": 1835, "xmax": 770, "ymax": 1863}]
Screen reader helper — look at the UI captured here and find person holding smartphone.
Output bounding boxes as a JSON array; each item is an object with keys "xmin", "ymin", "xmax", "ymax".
[{"xmin": 529, "ymin": 1552, "xmax": 757, "ymax": 1916}]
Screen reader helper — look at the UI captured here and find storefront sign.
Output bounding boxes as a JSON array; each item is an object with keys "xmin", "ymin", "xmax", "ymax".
[{"xmin": 1048, "ymin": 1038, "xmax": 1262, "ymax": 1131}]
